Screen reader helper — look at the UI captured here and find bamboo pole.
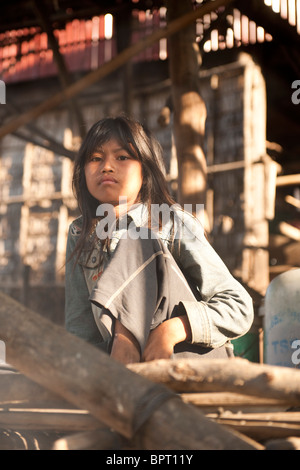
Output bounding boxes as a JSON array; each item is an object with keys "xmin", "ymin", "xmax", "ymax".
[
  {"xmin": 0, "ymin": 0, "xmax": 234, "ymax": 140},
  {"xmin": 0, "ymin": 292, "xmax": 260, "ymax": 450}
]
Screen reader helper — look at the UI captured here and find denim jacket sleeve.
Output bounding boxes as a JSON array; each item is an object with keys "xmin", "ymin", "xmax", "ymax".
[
  {"xmin": 171, "ymin": 210, "xmax": 254, "ymax": 348},
  {"xmin": 65, "ymin": 219, "xmax": 110, "ymax": 349}
]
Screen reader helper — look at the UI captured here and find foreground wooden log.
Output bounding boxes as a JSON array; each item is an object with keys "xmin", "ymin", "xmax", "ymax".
[
  {"xmin": 128, "ymin": 358, "xmax": 300, "ymax": 405},
  {"xmin": 0, "ymin": 372, "xmax": 290, "ymax": 414},
  {"xmin": 0, "ymin": 292, "xmax": 260, "ymax": 450}
]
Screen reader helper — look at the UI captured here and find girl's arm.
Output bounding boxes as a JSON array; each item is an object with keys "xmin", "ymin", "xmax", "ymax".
[
  {"xmin": 142, "ymin": 315, "xmax": 191, "ymax": 361},
  {"xmin": 65, "ymin": 224, "xmax": 104, "ymax": 347},
  {"xmin": 111, "ymin": 315, "xmax": 192, "ymax": 363},
  {"xmin": 171, "ymin": 211, "xmax": 254, "ymax": 349}
]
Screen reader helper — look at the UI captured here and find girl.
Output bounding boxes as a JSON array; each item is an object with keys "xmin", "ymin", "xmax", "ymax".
[{"xmin": 65, "ymin": 115, "xmax": 253, "ymax": 364}]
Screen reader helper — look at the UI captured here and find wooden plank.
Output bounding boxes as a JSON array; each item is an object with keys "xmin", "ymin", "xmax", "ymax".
[
  {"xmin": 53, "ymin": 428, "xmax": 123, "ymax": 450},
  {"xmin": 0, "ymin": 0, "xmax": 234, "ymax": 140},
  {"xmin": 181, "ymin": 392, "xmax": 290, "ymax": 413},
  {"xmin": 0, "ymin": 292, "xmax": 260, "ymax": 450},
  {"xmin": 277, "ymin": 174, "xmax": 300, "ymax": 187},
  {"xmin": 207, "ymin": 411, "xmax": 300, "ymax": 441},
  {"xmin": 0, "ymin": 408, "xmax": 97, "ymax": 432}
]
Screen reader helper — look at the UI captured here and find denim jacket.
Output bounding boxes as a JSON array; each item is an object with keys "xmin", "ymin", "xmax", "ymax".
[{"xmin": 65, "ymin": 204, "xmax": 254, "ymax": 350}]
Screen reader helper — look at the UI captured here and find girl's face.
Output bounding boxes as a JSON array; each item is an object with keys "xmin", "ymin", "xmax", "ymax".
[{"xmin": 84, "ymin": 138, "xmax": 143, "ymax": 216}]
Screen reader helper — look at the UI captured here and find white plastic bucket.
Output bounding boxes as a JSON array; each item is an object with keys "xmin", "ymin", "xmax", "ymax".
[{"xmin": 264, "ymin": 269, "xmax": 300, "ymax": 367}]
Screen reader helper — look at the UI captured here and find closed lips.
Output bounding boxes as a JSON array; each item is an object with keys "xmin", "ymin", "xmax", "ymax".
[{"xmin": 100, "ymin": 177, "xmax": 117, "ymax": 184}]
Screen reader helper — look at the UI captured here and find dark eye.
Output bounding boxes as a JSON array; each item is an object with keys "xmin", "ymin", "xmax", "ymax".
[
  {"xmin": 118, "ymin": 155, "xmax": 130, "ymax": 161},
  {"xmin": 90, "ymin": 155, "xmax": 102, "ymax": 162}
]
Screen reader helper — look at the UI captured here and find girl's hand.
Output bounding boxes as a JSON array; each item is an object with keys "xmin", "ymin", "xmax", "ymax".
[{"xmin": 142, "ymin": 315, "xmax": 191, "ymax": 362}]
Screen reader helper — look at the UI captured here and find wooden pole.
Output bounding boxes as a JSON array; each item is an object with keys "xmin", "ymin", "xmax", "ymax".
[
  {"xmin": 0, "ymin": 292, "xmax": 260, "ymax": 450},
  {"xmin": 128, "ymin": 358, "xmax": 300, "ymax": 404},
  {"xmin": 0, "ymin": 0, "xmax": 234, "ymax": 140},
  {"xmin": 167, "ymin": 0, "xmax": 207, "ymax": 208}
]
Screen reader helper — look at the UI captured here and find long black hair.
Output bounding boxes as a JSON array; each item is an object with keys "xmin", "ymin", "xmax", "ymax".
[{"xmin": 71, "ymin": 115, "xmax": 176, "ymax": 263}]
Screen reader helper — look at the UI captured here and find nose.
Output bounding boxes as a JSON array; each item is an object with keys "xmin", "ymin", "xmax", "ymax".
[{"xmin": 101, "ymin": 155, "xmax": 114, "ymax": 173}]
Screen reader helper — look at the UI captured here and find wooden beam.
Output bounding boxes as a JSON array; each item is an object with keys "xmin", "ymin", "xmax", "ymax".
[
  {"xmin": 3, "ymin": 102, "xmax": 76, "ymax": 159},
  {"xmin": 12, "ymin": 130, "xmax": 76, "ymax": 160},
  {"xmin": 276, "ymin": 174, "xmax": 300, "ymax": 186},
  {"xmin": 0, "ymin": 191, "xmax": 73, "ymax": 205},
  {"xmin": 0, "ymin": 291, "xmax": 260, "ymax": 450},
  {"xmin": 285, "ymin": 194, "xmax": 300, "ymax": 210},
  {"xmin": 207, "ymin": 160, "xmax": 245, "ymax": 173},
  {"xmin": 0, "ymin": 0, "xmax": 234, "ymax": 140},
  {"xmin": 32, "ymin": 0, "xmax": 86, "ymax": 139}
]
